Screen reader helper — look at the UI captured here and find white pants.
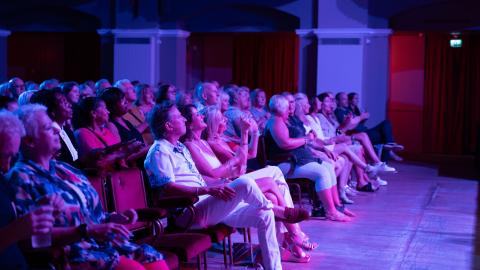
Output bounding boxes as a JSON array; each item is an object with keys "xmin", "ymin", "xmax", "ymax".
[
  {"xmin": 278, "ymin": 161, "xmax": 337, "ymax": 192},
  {"xmin": 185, "ymin": 177, "xmax": 282, "ymax": 270},
  {"xmin": 242, "ymin": 166, "xmax": 293, "ymax": 237}
]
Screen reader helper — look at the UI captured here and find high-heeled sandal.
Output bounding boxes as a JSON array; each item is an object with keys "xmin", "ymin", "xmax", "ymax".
[{"xmin": 292, "ymin": 232, "xmax": 319, "ymax": 251}]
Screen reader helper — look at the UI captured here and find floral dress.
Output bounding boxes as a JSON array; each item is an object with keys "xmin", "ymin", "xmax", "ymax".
[{"xmin": 6, "ymin": 159, "xmax": 163, "ymax": 270}]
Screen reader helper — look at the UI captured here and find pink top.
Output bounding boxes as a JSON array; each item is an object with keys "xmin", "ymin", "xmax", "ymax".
[{"xmin": 75, "ymin": 127, "xmax": 121, "ymax": 160}]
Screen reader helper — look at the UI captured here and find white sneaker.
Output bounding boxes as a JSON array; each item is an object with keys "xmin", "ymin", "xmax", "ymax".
[
  {"xmin": 373, "ymin": 162, "xmax": 396, "ymax": 173},
  {"xmin": 340, "ymin": 189, "xmax": 354, "ymax": 204},
  {"xmin": 365, "ymin": 165, "xmax": 378, "ymax": 179},
  {"xmin": 375, "ymin": 177, "xmax": 388, "ymax": 186},
  {"xmin": 344, "ymin": 185, "xmax": 359, "ymax": 196}
]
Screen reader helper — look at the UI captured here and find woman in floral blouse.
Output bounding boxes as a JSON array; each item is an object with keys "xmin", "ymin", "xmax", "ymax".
[{"xmin": 6, "ymin": 104, "xmax": 168, "ymax": 270}]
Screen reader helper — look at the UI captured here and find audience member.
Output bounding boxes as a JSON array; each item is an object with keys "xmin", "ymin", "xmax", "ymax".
[
  {"xmin": 264, "ymin": 95, "xmax": 354, "ymax": 221},
  {"xmin": 8, "ymin": 104, "xmax": 168, "ymax": 270},
  {"xmin": 60, "ymin": 82, "xmax": 80, "ymax": 105},
  {"xmin": 155, "ymin": 83, "xmax": 176, "ymax": 104},
  {"xmin": 30, "ymin": 88, "xmax": 79, "ymax": 166},
  {"xmin": 144, "ymin": 101, "xmax": 310, "ymax": 270},
  {"xmin": 39, "ymin": 78, "xmax": 59, "ymax": 90},
  {"xmin": 0, "ymin": 110, "xmax": 54, "ymax": 270},
  {"xmin": 250, "ymin": 88, "xmax": 271, "ymax": 132}
]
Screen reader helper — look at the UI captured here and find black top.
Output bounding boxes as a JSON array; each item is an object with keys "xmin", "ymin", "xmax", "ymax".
[
  {"xmin": 0, "ymin": 176, "xmax": 28, "ymax": 270},
  {"xmin": 265, "ymin": 116, "xmax": 321, "ymax": 166},
  {"xmin": 112, "ymin": 118, "xmax": 144, "ymax": 143}
]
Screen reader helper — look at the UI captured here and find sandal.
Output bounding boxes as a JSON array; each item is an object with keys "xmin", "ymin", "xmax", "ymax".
[
  {"xmin": 279, "ymin": 207, "xmax": 310, "ymax": 223},
  {"xmin": 325, "ymin": 211, "xmax": 351, "ymax": 222},
  {"xmin": 281, "ymin": 246, "xmax": 311, "ymax": 263},
  {"xmin": 291, "ymin": 232, "xmax": 319, "ymax": 251},
  {"xmin": 356, "ymin": 182, "xmax": 378, "ymax": 192},
  {"xmin": 335, "ymin": 204, "xmax": 356, "ymax": 218}
]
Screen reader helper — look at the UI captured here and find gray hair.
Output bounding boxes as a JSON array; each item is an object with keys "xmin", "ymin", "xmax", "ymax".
[
  {"xmin": 0, "ymin": 110, "xmax": 25, "ymax": 141},
  {"xmin": 17, "ymin": 90, "xmax": 36, "ymax": 106},
  {"xmin": 16, "ymin": 104, "xmax": 48, "ymax": 139},
  {"xmin": 269, "ymin": 95, "xmax": 289, "ymax": 115},
  {"xmin": 294, "ymin": 93, "xmax": 308, "ymax": 115},
  {"xmin": 114, "ymin": 79, "xmax": 131, "ymax": 91}
]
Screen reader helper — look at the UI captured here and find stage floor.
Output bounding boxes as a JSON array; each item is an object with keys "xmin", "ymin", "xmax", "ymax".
[{"xmin": 202, "ymin": 162, "xmax": 480, "ymax": 270}]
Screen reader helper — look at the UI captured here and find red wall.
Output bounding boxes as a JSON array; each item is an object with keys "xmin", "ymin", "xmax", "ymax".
[{"xmin": 388, "ymin": 32, "xmax": 425, "ymax": 155}]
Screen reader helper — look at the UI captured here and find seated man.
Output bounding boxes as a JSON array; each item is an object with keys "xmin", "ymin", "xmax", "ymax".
[
  {"xmin": 193, "ymin": 82, "xmax": 219, "ymax": 112},
  {"xmin": 144, "ymin": 102, "xmax": 308, "ymax": 270}
]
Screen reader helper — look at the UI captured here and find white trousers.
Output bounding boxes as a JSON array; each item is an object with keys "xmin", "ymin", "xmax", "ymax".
[
  {"xmin": 278, "ymin": 161, "xmax": 337, "ymax": 192},
  {"xmin": 242, "ymin": 166, "xmax": 293, "ymax": 237},
  {"xmin": 186, "ymin": 177, "xmax": 282, "ymax": 270}
]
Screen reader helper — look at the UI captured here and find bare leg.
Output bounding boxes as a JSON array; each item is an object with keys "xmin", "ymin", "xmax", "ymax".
[
  {"xmin": 334, "ymin": 143, "xmax": 368, "ymax": 168},
  {"xmin": 353, "ymin": 132, "xmax": 381, "ymax": 163}
]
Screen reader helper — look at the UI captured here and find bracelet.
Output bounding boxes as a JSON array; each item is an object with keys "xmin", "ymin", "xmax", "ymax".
[{"xmin": 304, "ymin": 137, "xmax": 309, "ymax": 146}]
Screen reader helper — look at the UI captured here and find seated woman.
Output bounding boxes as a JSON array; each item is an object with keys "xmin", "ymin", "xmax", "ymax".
[
  {"xmin": 8, "ymin": 104, "xmax": 168, "ymax": 270},
  {"xmin": 100, "ymin": 88, "xmax": 150, "ymax": 166},
  {"xmin": 347, "ymin": 92, "xmax": 403, "ymax": 161},
  {"xmin": 250, "ymin": 88, "xmax": 271, "ymax": 133},
  {"xmin": 217, "ymin": 90, "xmax": 229, "ymax": 114},
  {"xmin": 0, "ymin": 110, "xmax": 55, "ymax": 270},
  {"xmin": 265, "ymin": 95, "xmax": 354, "ymax": 222},
  {"xmin": 317, "ymin": 93, "xmax": 393, "ymax": 189},
  {"xmin": 123, "ymin": 84, "xmax": 155, "ymax": 145},
  {"xmin": 293, "ymin": 93, "xmax": 355, "ymax": 204},
  {"xmin": 74, "ymin": 97, "xmax": 144, "ymax": 170},
  {"xmin": 296, "ymin": 93, "xmax": 388, "ymax": 199},
  {"xmin": 60, "ymin": 82, "xmax": 80, "ymax": 106},
  {"xmin": 155, "ymin": 84, "xmax": 177, "ymax": 104},
  {"xmin": 306, "ymin": 96, "xmax": 359, "ymax": 199},
  {"xmin": 180, "ymin": 105, "xmax": 316, "ymax": 262}
]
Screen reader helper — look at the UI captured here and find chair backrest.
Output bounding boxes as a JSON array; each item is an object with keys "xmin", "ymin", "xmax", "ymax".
[
  {"xmin": 88, "ymin": 175, "xmax": 109, "ymax": 211},
  {"xmin": 109, "ymin": 168, "xmax": 148, "ymax": 230}
]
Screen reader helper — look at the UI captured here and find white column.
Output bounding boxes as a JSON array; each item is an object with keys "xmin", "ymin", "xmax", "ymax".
[
  {"xmin": 97, "ymin": 28, "xmax": 190, "ymax": 88},
  {"xmin": 313, "ymin": 28, "xmax": 392, "ymax": 125},
  {"xmin": 0, "ymin": 30, "xmax": 11, "ymax": 81},
  {"xmin": 295, "ymin": 29, "xmax": 317, "ymax": 97}
]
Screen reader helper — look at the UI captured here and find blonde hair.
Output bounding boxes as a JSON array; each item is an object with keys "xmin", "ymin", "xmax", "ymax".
[{"xmin": 200, "ymin": 106, "xmax": 224, "ymax": 140}]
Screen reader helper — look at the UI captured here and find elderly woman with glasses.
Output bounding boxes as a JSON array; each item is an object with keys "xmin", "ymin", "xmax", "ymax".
[{"xmin": 6, "ymin": 104, "xmax": 168, "ymax": 270}]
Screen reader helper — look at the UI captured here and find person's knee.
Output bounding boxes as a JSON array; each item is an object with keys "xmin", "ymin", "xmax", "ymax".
[{"xmin": 232, "ymin": 176, "xmax": 255, "ymax": 190}]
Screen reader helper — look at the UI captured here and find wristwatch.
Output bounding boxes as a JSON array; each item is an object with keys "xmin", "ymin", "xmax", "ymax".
[{"xmin": 78, "ymin": 223, "xmax": 90, "ymax": 240}]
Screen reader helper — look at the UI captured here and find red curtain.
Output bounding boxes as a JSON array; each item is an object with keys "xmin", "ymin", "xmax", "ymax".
[
  {"xmin": 232, "ymin": 32, "xmax": 299, "ymax": 97},
  {"xmin": 423, "ymin": 33, "xmax": 480, "ymax": 155},
  {"xmin": 7, "ymin": 32, "xmax": 100, "ymax": 83}
]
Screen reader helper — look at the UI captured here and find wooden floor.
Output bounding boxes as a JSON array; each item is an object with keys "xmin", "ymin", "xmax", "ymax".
[{"xmin": 201, "ymin": 162, "xmax": 480, "ymax": 270}]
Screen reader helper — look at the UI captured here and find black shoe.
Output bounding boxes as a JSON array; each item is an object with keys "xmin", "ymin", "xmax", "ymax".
[
  {"xmin": 311, "ymin": 207, "xmax": 326, "ymax": 218},
  {"xmin": 356, "ymin": 182, "xmax": 378, "ymax": 192}
]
